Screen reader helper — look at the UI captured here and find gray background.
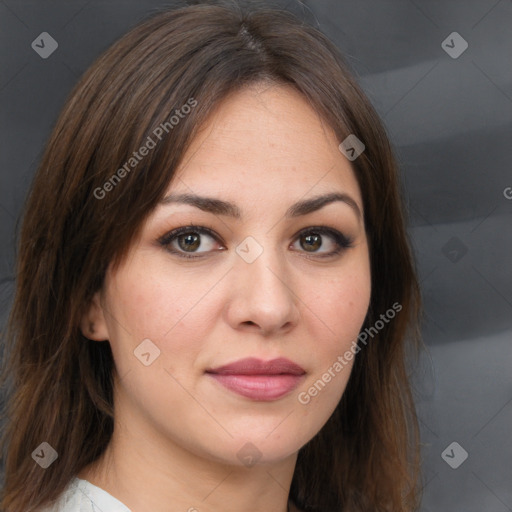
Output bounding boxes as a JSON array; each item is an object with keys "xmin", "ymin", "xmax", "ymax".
[{"xmin": 1, "ymin": 0, "xmax": 511, "ymax": 510}]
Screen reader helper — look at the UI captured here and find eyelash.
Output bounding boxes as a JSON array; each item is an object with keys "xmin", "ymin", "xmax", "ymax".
[{"xmin": 158, "ymin": 224, "xmax": 354, "ymax": 261}]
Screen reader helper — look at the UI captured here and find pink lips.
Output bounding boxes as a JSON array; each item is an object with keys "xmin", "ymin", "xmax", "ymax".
[{"xmin": 206, "ymin": 357, "xmax": 306, "ymax": 401}]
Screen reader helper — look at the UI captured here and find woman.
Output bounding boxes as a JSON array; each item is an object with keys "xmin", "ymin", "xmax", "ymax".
[{"xmin": 0, "ymin": 1, "xmax": 422, "ymax": 511}]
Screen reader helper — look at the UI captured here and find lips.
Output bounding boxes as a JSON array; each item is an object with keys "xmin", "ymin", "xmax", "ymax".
[
  {"xmin": 207, "ymin": 357, "xmax": 305, "ymax": 376},
  {"xmin": 206, "ymin": 357, "xmax": 306, "ymax": 401}
]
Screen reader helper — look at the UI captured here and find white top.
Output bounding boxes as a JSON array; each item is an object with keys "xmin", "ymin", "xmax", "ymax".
[
  {"xmin": 39, "ymin": 477, "xmax": 131, "ymax": 512},
  {"xmin": 40, "ymin": 477, "xmax": 301, "ymax": 512}
]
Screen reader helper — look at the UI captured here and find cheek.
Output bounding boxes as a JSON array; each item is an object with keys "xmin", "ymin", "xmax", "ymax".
[
  {"xmin": 328, "ymin": 283, "xmax": 370, "ymax": 345},
  {"xmin": 103, "ymin": 260, "xmax": 218, "ymax": 371},
  {"xmin": 294, "ymin": 254, "xmax": 371, "ymax": 413},
  {"xmin": 308, "ymin": 260, "xmax": 371, "ymax": 352}
]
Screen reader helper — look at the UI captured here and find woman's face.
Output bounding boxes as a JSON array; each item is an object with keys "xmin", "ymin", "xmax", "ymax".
[{"xmin": 87, "ymin": 83, "xmax": 371, "ymax": 467}]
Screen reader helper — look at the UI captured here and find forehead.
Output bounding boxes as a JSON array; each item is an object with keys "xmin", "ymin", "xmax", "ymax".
[{"xmin": 168, "ymin": 83, "xmax": 363, "ymax": 214}]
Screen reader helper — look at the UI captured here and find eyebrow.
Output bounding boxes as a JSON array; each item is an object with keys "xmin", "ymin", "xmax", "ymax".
[{"xmin": 159, "ymin": 192, "xmax": 362, "ymax": 219}]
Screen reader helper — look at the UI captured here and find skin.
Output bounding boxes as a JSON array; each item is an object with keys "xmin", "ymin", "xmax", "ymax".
[{"xmin": 79, "ymin": 82, "xmax": 371, "ymax": 512}]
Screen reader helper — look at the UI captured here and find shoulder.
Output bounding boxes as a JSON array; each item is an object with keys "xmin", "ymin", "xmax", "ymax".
[{"xmin": 38, "ymin": 478, "xmax": 131, "ymax": 512}]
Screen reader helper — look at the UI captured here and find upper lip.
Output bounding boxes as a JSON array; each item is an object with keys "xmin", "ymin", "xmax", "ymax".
[{"xmin": 206, "ymin": 357, "xmax": 305, "ymax": 376}]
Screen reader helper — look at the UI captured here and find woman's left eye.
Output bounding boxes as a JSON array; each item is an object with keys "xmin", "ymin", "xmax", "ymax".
[
  {"xmin": 290, "ymin": 227, "xmax": 353, "ymax": 258},
  {"xmin": 158, "ymin": 225, "xmax": 353, "ymax": 260}
]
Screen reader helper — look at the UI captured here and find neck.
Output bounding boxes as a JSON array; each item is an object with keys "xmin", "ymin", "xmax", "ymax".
[{"xmin": 78, "ymin": 399, "xmax": 298, "ymax": 512}]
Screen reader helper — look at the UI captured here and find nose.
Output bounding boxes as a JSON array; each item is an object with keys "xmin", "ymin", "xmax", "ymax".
[{"xmin": 224, "ymin": 241, "xmax": 300, "ymax": 337}]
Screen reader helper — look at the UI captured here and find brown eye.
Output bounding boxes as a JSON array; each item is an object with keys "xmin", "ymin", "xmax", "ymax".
[
  {"xmin": 177, "ymin": 232, "xmax": 201, "ymax": 252},
  {"xmin": 300, "ymin": 233, "xmax": 322, "ymax": 252},
  {"xmin": 291, "ymin": 227, "xmax": 353, "ymax": 258},
  {"xmin": 159, "ymin": 225, "xmax": 223, "ymax": 259}
]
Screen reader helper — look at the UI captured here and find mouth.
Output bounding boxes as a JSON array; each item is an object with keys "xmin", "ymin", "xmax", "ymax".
[{"xmin": 205, "ymin": 357, "xmax": 306, "ymax": 401}]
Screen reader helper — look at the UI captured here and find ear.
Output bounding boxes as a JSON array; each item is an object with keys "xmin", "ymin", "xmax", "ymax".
[{"xmin": 80, "ymin": 291, "xmax": 110, "ymax": 341}]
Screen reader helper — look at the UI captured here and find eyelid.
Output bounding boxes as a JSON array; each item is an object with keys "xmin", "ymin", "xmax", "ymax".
[
  {"xmin": 158, "ymin": 224, "xmax": 353, "ymax": 259},
  {"xmin": 158, "ymin": 224, "xmax": 224, "ymax": 254},
  {"xmin": 289, "ymin": 226, "xmax": 354, "ymax": 260}
]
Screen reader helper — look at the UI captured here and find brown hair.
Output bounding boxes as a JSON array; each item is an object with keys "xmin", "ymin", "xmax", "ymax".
[{"xmin": 0, "ymin": 2, "xmax": 422, "ymax": 511}]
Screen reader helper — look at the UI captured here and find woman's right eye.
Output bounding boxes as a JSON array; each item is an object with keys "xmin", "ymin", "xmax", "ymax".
[{"xmin": 158, "ymin": 225, "xmax": 224, "ymax": 259}]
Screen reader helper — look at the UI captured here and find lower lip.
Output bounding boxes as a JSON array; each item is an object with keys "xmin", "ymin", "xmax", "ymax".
[{"xmin": 207, "ymin": 373, "xmax": 305, "ymax": 401}]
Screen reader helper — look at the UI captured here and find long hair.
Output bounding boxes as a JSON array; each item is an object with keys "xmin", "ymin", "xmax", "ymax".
[{"xmin": 0, "ymin": 2, "xmax": 422, "ymax": 511}]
